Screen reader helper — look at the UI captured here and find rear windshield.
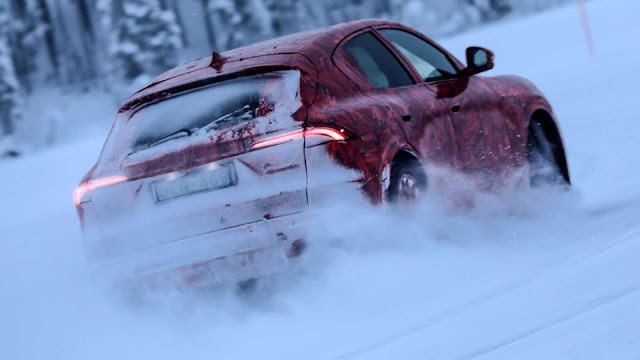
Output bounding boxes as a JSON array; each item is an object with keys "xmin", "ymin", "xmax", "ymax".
[{"xmin": 123, "ymin": 70, "xmax": 300, "ymax": 153}]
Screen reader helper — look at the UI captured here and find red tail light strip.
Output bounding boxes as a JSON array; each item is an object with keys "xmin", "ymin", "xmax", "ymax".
[
  {"xmin": 74, "ymin": 176, "xmax": 128, "ymax": 206},
  {"xmin": 306, "ymin": 127, "xmax": 348, "ymax": 140},
  {"xmin": 250, "ymin": 127, "xmax": 347, "ymax": 149}
]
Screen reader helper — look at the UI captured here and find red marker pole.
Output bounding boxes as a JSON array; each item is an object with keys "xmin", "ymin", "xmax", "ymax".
[{"xmin": 578, "ymin": 0, "xmax": 595, "ymax": 56}]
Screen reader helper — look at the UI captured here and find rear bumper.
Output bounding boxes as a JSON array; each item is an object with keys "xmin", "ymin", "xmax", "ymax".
[{"xmin": 89, "ymin": 212, "xmax": 309, "ymax": 287}]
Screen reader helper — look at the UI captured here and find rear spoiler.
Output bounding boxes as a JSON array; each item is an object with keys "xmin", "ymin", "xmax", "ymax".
[{"xmin": 120, "ymin": 63, "xmax": 296, "ymax": 112}]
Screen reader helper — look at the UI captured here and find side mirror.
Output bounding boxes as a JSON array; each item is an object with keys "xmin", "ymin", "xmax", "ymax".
[{"xmin": 464, "ymin": 47, "xmax": 494, "ymax": 76}]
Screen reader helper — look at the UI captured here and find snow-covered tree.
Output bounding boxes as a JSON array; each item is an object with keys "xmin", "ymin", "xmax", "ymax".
[
  {"xmin": 503, "ymin": 0, "xmax": 569, "ymax": 13},
  {"xmin": 394, "ymin": 0, "xmax": 541, "ymax": 37},
  {"xmin": 207, "ymin": 0, "xmax": 273, "ymax": 50},
  {"xmin": 4, "ymin": 0, "xmax": 51, "ymax": 92},
  {"xmin": 393, "ymin": 0, "xmax": 472, "ymax": 36},
  {"xmin": 0, "ymin": 3, "xmax": 21, "ymax": 139},
  {"xmin": 263, "ymin": 0, "xmax": 303, "ymax": 37},
  {"xmin": 98, "ymin": 0, "xmax": 183, "ymax": 81}
]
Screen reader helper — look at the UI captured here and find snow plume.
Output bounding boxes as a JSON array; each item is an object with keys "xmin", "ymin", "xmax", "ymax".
[
  {"xmin": 76, "ymin": 176, "xmax": 586, "ymax": 357},
  {"xmin": 100, "ymin": 165, "xmax": 581, "ymax": 307},
  {"xmin": 0, "ymin": 126, "xmax": 624, "ymax": 360},
  {"xmin": 301, "ymin": 169, "xmax": 579, "ymax": 262},
  {"xmin": 0, "ymin": 144, "xmax": 602, "ymax": 360}
]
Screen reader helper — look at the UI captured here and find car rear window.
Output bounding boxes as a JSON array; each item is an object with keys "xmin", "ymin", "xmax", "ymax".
[{"xmin": 124, "ymin": 70, "xmax": 300, "ymax": 153}]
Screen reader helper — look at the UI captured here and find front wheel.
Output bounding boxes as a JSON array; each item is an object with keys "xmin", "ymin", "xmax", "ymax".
[{"xmin": 527, "ymin": 119, "xmax": 570, "ymax": 188}]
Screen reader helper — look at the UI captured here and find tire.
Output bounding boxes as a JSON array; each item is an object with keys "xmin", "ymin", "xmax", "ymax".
[
  {"xmin": 236, "ymin": 278, "xmax": 258, "ymax": 294},
  {"xmin": 388, "ymin": 157, "xmax": 428, "ymax": 204},
  {"xmin": 526, "ymin": 119, "xmax": 570, "ymax": 188}
]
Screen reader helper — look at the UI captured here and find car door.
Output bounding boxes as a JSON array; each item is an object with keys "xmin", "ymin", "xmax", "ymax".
[
  {"xmin": 333, "ymin": 31, "xmax": 458, "ymax": 170},
  {"xmin": 377, "ymin": 28, "xmax": 516, "ymax": 180}
]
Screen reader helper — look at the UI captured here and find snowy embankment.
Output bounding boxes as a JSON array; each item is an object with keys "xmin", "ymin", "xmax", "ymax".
[{"xmin": 1, "ymin": 0, "xmax": 639, "ymax": 359}]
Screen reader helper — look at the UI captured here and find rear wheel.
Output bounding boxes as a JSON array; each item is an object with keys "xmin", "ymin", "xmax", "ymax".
[
  {"xmin": 527, "ymin": 119, "xmax": 570, "ymax": 188},
  {"xmin": 236, "ymin": 278, "xmax": 258, "ymax": 295},
  {"xmin": 388, "ymin": 157, "xmax": 427, "ymax": 204}
]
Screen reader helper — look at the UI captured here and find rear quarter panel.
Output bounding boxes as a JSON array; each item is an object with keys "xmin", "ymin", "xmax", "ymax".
[
  {"xmin": 483, "ymin": 75, "xmax": 561, "ymax": 167},
  {"xmin": 305, "ymin": 62, "xmax": 410, "ymax": 205}
]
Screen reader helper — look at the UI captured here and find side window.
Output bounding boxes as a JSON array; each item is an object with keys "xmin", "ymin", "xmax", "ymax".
[
  {"xmin": 379, "ymin": 29, "xmax": 458, "ymax": 82},
  {"xmin": 342, "ymin": 32, "xmax": 414, "ymax": 89}
]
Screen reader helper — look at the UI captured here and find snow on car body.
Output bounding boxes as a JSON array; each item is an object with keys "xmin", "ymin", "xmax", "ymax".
[{"xmin": 75, "ymin": 20, "xmax": 570, "ymax": 287}]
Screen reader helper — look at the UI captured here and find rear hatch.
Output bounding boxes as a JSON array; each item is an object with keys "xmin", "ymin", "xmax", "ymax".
[{"xmin": 82, "ymin": 70, "xmax": 308, "ymax": 262}]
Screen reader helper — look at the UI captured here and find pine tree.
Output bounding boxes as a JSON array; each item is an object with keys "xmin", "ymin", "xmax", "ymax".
[
  {"xmin": 264, "ymin": 0, "xmax": 302, "ymax": 37},
  {"xmin": 99, "ymin": 0, "xmax": 183, "ymax": 81},
  {"xmin": 503, "ymin": 0, "xmax": 568, "ymax": 13},
  {"xmin": 75, "ymin": 0, "xmax": 99, "ymax": 80},
  {"xmin": 207, "ymin": 0, "xmax": 273, "ymax": 50},
  {"xmin": 34, "ymin": 0, "xmax": 59, "ymax": 81},
  {"xmin": 5, "ymin": 0, "xmax": 51, "ymax": 92},
  {"xmin": 489, "ymin": 0, "xmax": 512, "ymax": 17},
  {"xmin": 200, "ymin": 0, "xmax": 219, "ymax": 50},
  {"xmin": 0, "ymin": 3, "xmax": 21, "ymax": 138}
]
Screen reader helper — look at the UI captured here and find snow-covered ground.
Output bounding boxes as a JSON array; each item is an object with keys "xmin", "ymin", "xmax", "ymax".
[{"xmin": 1, "ymin": 0, "xmax": 639, "ymax": 358}]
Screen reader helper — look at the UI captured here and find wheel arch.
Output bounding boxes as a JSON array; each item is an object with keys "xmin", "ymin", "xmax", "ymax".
[
  {"xmin": 529, "ymin": 109, "xmax": 571, "ymax": 184},
  {"xmin": 391, "ymin": 148, "xmax": 420, "ymax": 164}
]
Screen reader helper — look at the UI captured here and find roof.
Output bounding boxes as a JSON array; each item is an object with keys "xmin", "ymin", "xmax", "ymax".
[
  {"xmin": 221, "ymin": 19, "xmax": 387, "ymax": 62},
  {"xmin": 124, "ymin": 19, "xmax": 395, "ymax": 110},
  {"xmin": 144, "ymin": 19, "xmax": 391, "ymax": 89}
]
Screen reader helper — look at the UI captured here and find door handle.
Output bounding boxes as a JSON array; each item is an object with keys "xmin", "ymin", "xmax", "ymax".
[
  {"xmin": 402, "ymin": 114, "xmax": 412, "ymax": 122},
  {"xmin": 451, "ymin": 105, "xmax": 461, "ymax": 113}
]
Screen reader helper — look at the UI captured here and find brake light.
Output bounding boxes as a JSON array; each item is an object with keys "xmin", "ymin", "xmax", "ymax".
[
  {"xmin": 251, "ymin": 127, "xmax": 347, "ymax": 149},
  {"xmin": 306, "ymin": 127, "xmax": 348, "ymax": 140},
  {"xmin": 74, "ymin": 176, "xmax": 128, "ymax": 206}
]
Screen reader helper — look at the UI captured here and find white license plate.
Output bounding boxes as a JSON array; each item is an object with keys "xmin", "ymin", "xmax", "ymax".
[{"xmin": 153, "ymin": 163, "xmax": 237, "ymax": 202}]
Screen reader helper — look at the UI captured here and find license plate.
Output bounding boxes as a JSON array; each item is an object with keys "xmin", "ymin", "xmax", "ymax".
[{"xmin": 153, "ymin": 163, "xmax": 237, "ymax": 202}]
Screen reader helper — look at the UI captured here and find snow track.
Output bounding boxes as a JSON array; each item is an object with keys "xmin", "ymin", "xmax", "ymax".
[
  {"xmin": 343, "ymin": 216, "xmax": 640, "ymax": 360},
  {"xmin": 1, "ymin": 0, "xmax": 639, "ymax": 359}
]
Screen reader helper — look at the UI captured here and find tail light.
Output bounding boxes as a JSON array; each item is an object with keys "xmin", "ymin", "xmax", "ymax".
[
  {"xmin": 74, "ymin": 176, "xmax": 128, "ymax": 206},
  {"xmin": 251, "ymin": 127, "xmax": 347, "ymax": 149}
]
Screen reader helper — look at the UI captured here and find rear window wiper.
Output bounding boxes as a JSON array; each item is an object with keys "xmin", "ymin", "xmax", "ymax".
[
  {"xmin": 148, "ymin": 128, "xmax": 195, "ymax": 148},
  {"xmin": 200, "ymin": 105, "xmax": 256, "ymax": 133}
]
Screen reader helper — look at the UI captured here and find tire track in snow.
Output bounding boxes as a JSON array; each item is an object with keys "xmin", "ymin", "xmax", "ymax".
[
  {"xmin": 338, "ymin": 217, "xmax": 640, "ymax": 360},
  {"xmin": 455, "ymin": 285, "xmax": 640, "ymax": 360}
]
